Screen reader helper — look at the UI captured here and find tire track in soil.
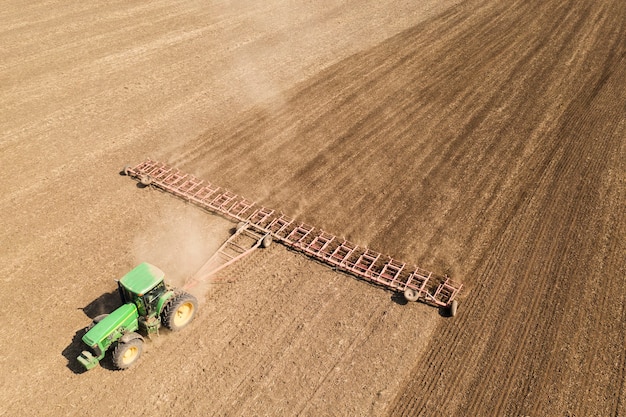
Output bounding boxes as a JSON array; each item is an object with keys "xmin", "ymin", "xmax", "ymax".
[
  {"xmin": 387, "ymin": 1, "xmax": 626, "ymax": 415},
  {"xmin": 184, "ymin": 245, "xmax": 435, "ymax": 416},
  {"xmin": 296, "ymin": 309, "xmax": 380, "ymax": 414},
  {"xmin": 532, "ymin": 66, "xmax": 626, "ymax": 415},
  {"xmin": 194, "ymin": 248, "xmax": 335, "ymax": 413},
  {"xmin": 454, "ymin": 2, "xmax": 617, "ymax": 413},
  {"xmin": 155, "ymin": 0, "xmax": 623, "ymax": 414},
  {"xmin": 222, "ymin": 254, "xmax": 348, "ymax": 415},
  {"xmin": 376, "ymin": 0, "xmax": 580, "ymax": 406},
  {"xmin": 173, "ymin": 1, "xmax": 527, "ymax": 260},
  {"xmin": 2, "ymin": 1, "xmax": 473, "ymax": 415}
]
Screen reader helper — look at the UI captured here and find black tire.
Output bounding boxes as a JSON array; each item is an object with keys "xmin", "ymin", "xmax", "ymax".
[
  {"xmin": 86, "ymin": 314, "xmax": 109, "ymax": 331},
  {"xmin": 93, "ymin": 313, "xmax": 109, "ymax": 325},
  {"xmin": 403, "ymin": 287, "xmax": 419, "ymax": 302},
  {"xmin": 260, "ymin": 235, "xmax": 272, "ymax": 248},
  {"xmin": 450, "ymin": 299, "xmax": 458, "ymax": 317},
  {"xmin": 140, "ymin": 175, "xmax": 152, "ymax": 186},
  {"xmin": 161, "ymin": 292, "xmax": 198, "ymax": 331},
  {"xmin": 121, "ymin": 165, "xmax": 132, "ymax": 176},
  {"xmin": 112, "ymin": 337, "xmax": 143, "ymax": 370}
]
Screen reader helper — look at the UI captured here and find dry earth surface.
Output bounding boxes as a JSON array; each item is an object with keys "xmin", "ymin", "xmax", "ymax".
[{"xmin": 1, "ymin": 0, "xmax": 625, "ymax": 416}]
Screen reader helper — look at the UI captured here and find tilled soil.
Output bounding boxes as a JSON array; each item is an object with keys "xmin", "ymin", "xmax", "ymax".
[{"xmin": 1, "ymin": 1, "xmax": 625, "ymax": 416}]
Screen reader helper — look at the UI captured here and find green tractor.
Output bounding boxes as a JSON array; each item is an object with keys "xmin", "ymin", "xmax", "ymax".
[{"xmin": 77, "ymin": 262, "xmax": 198, "ymax": 371}]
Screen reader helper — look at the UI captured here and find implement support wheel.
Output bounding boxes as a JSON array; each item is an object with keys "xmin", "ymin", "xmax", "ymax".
[
  {"xmin": 261, "ymin": 235, "xmax": 272, "ymax": 248},
  {"xmin": 140, "ymin": 175, "xmax": 152, "ymax": 186},
  {"xmin": 450, "ymin": 299, "xmax": 458, "ymax": 317},
  {"xmin": 403, "ymin": 287, "xmax": 419, "ymax": 302}
]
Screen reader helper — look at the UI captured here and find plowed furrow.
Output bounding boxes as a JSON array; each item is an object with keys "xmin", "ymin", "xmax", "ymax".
[{"xmin": 387, "ymin": 0, "xmax": 626, "ymax": 415}]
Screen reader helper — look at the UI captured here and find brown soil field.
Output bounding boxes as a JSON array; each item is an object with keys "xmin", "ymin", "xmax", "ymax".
[{"xmin": 1, "ymin": 0, "xmax": 624, "ymax": 416}]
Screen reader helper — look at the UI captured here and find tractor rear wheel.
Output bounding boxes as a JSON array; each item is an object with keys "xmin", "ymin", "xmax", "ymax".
[
  {"xmin": 162, "ymin": 292, "xmax": 198, "ymax": 331},
  {"xmin": 112, "ymin": 337, "xmax": 143, "ymax": 370}
]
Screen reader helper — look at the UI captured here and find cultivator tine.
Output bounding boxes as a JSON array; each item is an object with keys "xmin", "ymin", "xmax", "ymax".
[
  {"xmin": 351, "ymin": 249, "xmax": 381, "ymax": 276},
  {"xmin": 148, "ymin": 165, "xmax": 170, "ymax": 180},
  {"xmin": 195, "ymin": 184, "xmax": 219, "ymax": 202},
  {"xmin": 267, "ymin": 214, "xmax": 295, "ymax": 237},
  {"xmin": 125, "ymin": 159, "xmax": 463, "ymax": 309},
  {"xmin": 285, "ymin": 223, "xmax": 315, "ymax": 247},
  {"xmin": 131, "ymin": 160, "xmax": 153, "ymax": 173},
  {"xmin": 247, "ymin": 207, "xmax": 274, "ymax": 227},
  {"xmin": 179, "ymin": 178, "xmax": 204, "ymax": 195},
  {"xmin": 304, "ymin": 231, "xmax": 335, "ymax": 255},
  {"xmin": 405, "ymin": 270, "xmax": 431, "ymax": 296},
  {"xmin": 197, "ymin": 184, "xmax": 219, "ymax": 203},
  {"xmin": 163, "ymin": 170, "xmax": 185, "ymax": 185},
  {"xmin": 378, "ymin": 259, "xmax": 405, "ymax": 288},
  {"xmin": 431, "ymin": 276, "xmax": 462, "ymax": 305},
  {"xmin": 208, "ymin": 191, "xmax": 237, "ymax": 211},
  {"xmin": 327, "ymin": 241, "xmax": 357, "ymax": 267},
  {"xmin": 228, "ymin": 199, "xmax": 255, "ymax": 220}
]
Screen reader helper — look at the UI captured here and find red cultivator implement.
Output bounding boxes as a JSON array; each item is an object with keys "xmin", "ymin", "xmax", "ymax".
[{"xmin": 124, "ymin": 159, "xmax": 463, "ymax": 315}]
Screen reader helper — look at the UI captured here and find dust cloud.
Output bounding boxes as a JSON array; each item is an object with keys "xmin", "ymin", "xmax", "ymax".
[{"xmin": 131, "ymin": 205, "xmax": 232, "ymax": 303}]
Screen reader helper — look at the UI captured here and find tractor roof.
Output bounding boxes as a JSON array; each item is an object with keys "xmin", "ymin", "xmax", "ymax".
[{"xmin": 119, "ymin": 262, "xmax": 165, "ymax": 295}]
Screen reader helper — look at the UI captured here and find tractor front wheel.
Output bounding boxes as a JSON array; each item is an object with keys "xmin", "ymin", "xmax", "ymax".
[
  {"xmin": 112, "ymin": 337, "xmax": 143, "ymax": 370},
  {"xmin": 162, "ymin": 292, "xmax": 198, "ymax": 331}
]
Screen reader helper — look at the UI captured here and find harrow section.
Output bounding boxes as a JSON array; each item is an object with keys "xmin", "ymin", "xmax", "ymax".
[{"xmin": 125, "ymin": 159, "xmax": 462, "ymax": 309}]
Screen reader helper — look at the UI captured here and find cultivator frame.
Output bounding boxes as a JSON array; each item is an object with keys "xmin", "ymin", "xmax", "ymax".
[
  {"xmin": 124, "ymin": 159, "xmax": 463, "ymax": 309},
  {"xmin": 185, "ymin": 224, "xmax": 270, "ymax": 289}
]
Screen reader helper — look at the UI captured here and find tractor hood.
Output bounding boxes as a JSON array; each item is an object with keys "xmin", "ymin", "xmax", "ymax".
[
  {"xmin": 83, "ymin": 303, "xmax": 139, "ymax": 346},
  {"xmin": 119, "ymin": 262, "xmax": 165, "ymax": 296}
]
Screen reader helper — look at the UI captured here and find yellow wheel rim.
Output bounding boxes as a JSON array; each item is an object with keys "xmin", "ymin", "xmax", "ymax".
[
  {"xmin": 122, "ymin": 346, "xmax": 139, "ymax": 365},
  {"xmin": 173, "ymin": 301, "xmax": 194, "ymax": 327}
]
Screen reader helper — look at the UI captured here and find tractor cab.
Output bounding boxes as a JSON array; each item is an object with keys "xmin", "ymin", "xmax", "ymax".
[{"xmin": 118, "ymin": 262, "xmax": 168, "ymax": 316}]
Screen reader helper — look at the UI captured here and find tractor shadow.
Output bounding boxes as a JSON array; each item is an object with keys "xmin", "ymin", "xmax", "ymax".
[{"xmin": 62, "ymin": 290, "xmax": 122, "ymax": 374}]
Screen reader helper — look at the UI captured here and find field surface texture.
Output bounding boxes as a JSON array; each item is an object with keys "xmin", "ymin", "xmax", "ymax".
[{"xmin": 1, "ymin": 0, "xmax": 625, "ymax": 416}]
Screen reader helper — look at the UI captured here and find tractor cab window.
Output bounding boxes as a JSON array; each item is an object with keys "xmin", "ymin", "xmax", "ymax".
[
  {"xmin": 134, "ymin": 296, "xmax": 147, "ymax": 316},
  {"xmin": 143, "ymin": 281, "xmax": 166, "ymax": 314},
  {"xmin": 118, "ymin": 282, "xmax": 133, "ymax": 304}
]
